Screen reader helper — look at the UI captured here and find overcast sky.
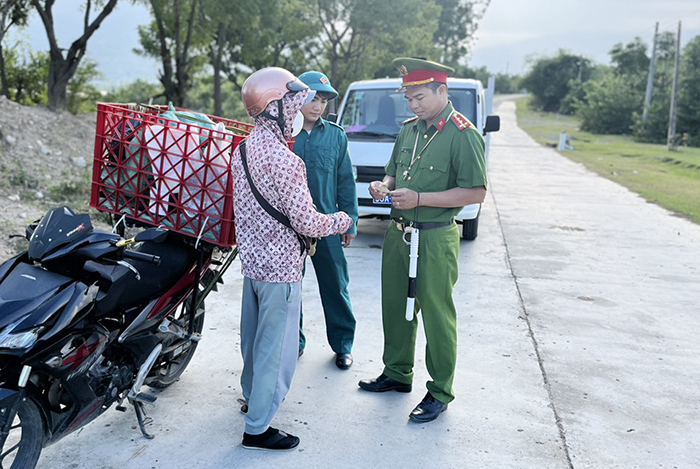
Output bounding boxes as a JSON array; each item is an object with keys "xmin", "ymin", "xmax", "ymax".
[
  {"xmin": 10, "ymin": 0, "xmax": 700, "ymax": 85},
  {"xmin": 471, "ymin": 0, "xmax": 700, "ymax": 74}
]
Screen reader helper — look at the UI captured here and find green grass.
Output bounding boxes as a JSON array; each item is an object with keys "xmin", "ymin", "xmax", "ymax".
[{"xmin": 514, "ymin": 96, "xmax": 700, "ymax": 224}]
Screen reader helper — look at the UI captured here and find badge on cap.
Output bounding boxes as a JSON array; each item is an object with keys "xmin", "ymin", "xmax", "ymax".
[
  {"xmin": 392, "ymin": 57, "xmax": 455, "ymax": 90},
  {"xmin": 320, "ymin": 75, "xmax": 328, "ymax": 84}
]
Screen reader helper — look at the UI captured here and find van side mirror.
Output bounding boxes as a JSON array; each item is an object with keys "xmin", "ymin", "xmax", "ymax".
[
  {"xmin": 326, "ymin": 113, "xmax": 338, "ymax": 123},
  {"xmin": 484, "ymin": 115, "xmax": 500, "ymax": 134}
]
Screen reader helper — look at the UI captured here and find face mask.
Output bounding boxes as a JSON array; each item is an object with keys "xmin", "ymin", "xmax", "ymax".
[{"xmin": 291, "ymin": 111, "xmax": 304, "ymax": 136}]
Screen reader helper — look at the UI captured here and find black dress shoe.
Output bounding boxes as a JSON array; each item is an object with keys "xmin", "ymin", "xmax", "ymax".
[
  {"xmin": 409, "ymin": 392, "xmax": 447, "ymax": 422},
  {"xmin": 335, "ymin": 353, "xmax": 353, "ymax": 369},
  {"xmin": 358, "ymin": 373, "xmax": 412, "ymax": 393}
]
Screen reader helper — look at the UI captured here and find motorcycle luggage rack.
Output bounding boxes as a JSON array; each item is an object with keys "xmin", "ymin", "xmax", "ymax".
[{"xmin": 90, "ymin": 102, "xmax": 255, "ymax": 248}]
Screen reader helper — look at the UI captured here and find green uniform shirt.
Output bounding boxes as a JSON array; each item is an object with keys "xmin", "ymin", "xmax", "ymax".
[
  {"xmin": 293, "ymin": 118, "xmax": 359, "ymax": 235},
  {"xmin": 385, "ymin": 101, "xmax": 487, "ymax": 223}
]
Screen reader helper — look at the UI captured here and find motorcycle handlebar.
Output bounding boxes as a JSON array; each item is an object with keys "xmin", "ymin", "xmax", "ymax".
[{"xmin": 123, "ymin": 249, "xmax": 161, "ymax": 265}]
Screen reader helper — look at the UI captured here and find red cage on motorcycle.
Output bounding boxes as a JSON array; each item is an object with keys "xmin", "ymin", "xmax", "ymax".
[{"xmin": 90, "ymin": 103, "xmax": 254, "ymax": 247}]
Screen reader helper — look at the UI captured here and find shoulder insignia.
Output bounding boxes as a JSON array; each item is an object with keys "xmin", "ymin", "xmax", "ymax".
[
  {"xmin": 451, "ymin": 112, "xmax": 472, "ymax": 131},
  {"xmin": 327, "ymin": 120, "xmax": 344, "ymax": 130},
  {"xmin": 402, "ymin": 116, "xmax": 419, "ymax": 125}
]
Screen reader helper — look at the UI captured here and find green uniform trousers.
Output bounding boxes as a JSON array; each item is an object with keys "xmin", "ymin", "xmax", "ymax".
[
  {"xmin": 300, "ymin": 234, "xmax": 355, "ymax": 354},
  {"xmin": 381, "ymin": 222, "xmax": 460, "ymax": 404}
]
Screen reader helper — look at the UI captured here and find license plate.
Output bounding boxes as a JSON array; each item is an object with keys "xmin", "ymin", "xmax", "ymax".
[{"xmin": 372, "ymin": 195, "xmax": 392, "ymax": 205}]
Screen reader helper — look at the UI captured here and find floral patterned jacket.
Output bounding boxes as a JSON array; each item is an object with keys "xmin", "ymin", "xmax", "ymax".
[{"xmin": 231, "ymin": 89, "xmax": 352, "ymax": 283}]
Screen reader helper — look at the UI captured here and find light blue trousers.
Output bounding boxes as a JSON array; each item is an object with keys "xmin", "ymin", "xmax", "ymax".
[{"xmin": 240, "ymin": 277, "xmax": 301, "ymax": 435}]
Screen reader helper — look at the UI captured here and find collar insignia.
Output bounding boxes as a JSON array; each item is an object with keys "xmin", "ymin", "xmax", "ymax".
[{"xmin": 436, "ymin": 117, "xmax": 447, "ymax": 131}]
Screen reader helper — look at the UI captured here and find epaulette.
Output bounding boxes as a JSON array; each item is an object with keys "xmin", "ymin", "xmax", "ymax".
[
  {"xmin": 450, "ymin": 112, "xmax": 472, "ymax": 131},
  {"xmin": 327, "ymin": 120, "xmax": 345, "ymax": 131},
  {"xmin": 402, "ymin": 116, "xmax": 419, "ymax": 125}
]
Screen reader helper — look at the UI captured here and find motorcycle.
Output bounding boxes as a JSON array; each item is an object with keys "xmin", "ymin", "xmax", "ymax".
[{"xmin": 0, "ymin": 206, "xmax": 236, "ymax": 469}]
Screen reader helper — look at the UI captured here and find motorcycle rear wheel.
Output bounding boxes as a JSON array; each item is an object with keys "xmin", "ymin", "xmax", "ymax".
[
  {"xmin": 0, "ymin": 397, "xmax": 43, "ymax": 469},
  {"xmin": 148, "ymin": 298, "xmax": 205, "ymax": 389}
]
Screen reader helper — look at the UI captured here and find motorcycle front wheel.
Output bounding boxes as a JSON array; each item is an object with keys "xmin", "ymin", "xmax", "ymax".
[
  {"xmin": 0, "ymin": 397, "xmax": 43, "ymax": 469},
  {"xmin": 148, "ymin": 297, "xmax": 205, "ymax": 389}
]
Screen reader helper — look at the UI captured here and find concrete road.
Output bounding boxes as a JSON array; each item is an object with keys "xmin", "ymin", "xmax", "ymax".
[{"xmin": 35, "ymin": 98, "xmax": 700, "ymax": 469}]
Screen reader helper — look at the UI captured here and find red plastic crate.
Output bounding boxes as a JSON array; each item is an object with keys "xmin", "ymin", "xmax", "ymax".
[{"xmin": 90, "ymin": 103, "xmax": 253, "ymax": 247}]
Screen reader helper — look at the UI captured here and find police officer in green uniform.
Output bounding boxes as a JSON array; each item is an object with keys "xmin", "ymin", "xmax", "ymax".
[
  {"xmin": 294, "ymin": 71, "xmax": 359, "ymax": 369},
  {"xmin": 358, "ymin": 58, "xmax": 487, "ymax": 423}
]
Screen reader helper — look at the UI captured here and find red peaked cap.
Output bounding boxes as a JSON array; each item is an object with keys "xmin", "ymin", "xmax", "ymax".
[{"xmin": 393, "ymin": 57, "xmax": 455, "ymax": 89}]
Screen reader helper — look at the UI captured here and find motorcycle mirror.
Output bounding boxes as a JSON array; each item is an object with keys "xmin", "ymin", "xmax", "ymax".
[
  {"xmin": 134, "ymin": 228, "xmax": 168, "ymax": 243},
  {"xmin": 25, "ymin": 220, "xmax": 40, "ymax": 240}
]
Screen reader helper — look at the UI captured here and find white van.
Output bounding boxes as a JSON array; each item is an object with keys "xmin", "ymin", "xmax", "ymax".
[{"xmin": 335, "ymin": 77, "xmax": 500, "ymax": 240}]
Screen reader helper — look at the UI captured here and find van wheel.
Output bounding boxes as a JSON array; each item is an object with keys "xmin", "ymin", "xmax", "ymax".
[{"xmin": 462, "ymin": 214, "xmax": 479, "ymax": 240}]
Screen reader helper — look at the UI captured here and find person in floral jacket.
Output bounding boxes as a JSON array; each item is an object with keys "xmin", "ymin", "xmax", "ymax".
[{"xmin": 231, "ymin": 67, "xmax": 353, "ymax": 451}]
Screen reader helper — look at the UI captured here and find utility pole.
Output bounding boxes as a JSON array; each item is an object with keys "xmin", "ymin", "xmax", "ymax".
[
  {"xmin": 667, "ymin": 21, "xmax": 681, "ymax": 151},
  {"xmin": 642, "ymin": 22, "xmax": 658, "ymax": 122}
]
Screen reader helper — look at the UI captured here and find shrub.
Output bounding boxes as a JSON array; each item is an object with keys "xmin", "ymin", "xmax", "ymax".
[{"xmin": 575, "ymin": 75, "xmax": 643, "ymax": 135}]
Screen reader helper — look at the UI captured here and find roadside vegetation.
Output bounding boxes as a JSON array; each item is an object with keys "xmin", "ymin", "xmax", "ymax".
[
  {"xmin": 0, "ymin": 0, "xmax": 493, "ymax": 117},
  {"xmin": 515, "ymin": 95, "xmax": 700, "ymax": 224},
  {"xmin": 520, "ymin": 33, "xmax": 700, "ymax": 148},
  {"xmin": 1, "ymin": 0, "xmax": 698, "ymax": 227}
]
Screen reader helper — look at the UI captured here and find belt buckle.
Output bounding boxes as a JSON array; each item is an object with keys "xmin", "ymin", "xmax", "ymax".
[{"xmin": 395, "ymin": 221, "xmax": 414, "ymax": 233}]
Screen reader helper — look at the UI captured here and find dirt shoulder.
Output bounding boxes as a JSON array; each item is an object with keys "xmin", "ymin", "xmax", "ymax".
[{"xmin": 0, "ymin": 97, "xmax": 98, "ymax": 259}]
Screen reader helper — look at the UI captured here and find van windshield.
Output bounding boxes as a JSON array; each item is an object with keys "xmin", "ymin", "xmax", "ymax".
[{"xmin": 339, "ymin": 87, "xmax": 478, "ymax": 138}]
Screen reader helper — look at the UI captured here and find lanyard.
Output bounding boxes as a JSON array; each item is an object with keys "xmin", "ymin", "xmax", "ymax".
[{"xmin": 402, "ymin": 111, "xmax": 453, "ymax": 181}]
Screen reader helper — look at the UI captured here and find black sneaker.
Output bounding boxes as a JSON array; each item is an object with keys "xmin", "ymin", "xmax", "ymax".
[{"xmin": 242, "ymin": 427, "xmax": 299, "ymax": 451}]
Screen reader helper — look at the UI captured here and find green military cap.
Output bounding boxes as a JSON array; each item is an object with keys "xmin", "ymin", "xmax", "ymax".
[{"xmin": 392, "ymin": 57, "xmax": 455, "ymax": 90}]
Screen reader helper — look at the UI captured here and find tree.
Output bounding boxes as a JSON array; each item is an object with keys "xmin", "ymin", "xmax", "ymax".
[
  {"xmin": 136, "ymin": 0, "xmax": 209, "ymax": 107},
  {"xmin": 454, "ymin": 64, "xmax": 490, "ymax": 83},
  {"xmin": 312, "ymin": 0, "xmax": 439, "ymax": 95},
  {"xmin": 575, "ymin": 74, "xmax": 641, "ymax": 135},
  {"xmin": 4, "ymin": 47, "xmax": 48, "ymax": 104},
  {"xmin": 572, "ymin": 38, "xmax": 651, "ymax": 135},
  {"xmin": 677, "ymin": 35, "xmax": 700, "ymax": 146},
  {"xmin": 65, "ymin": 57, "xmax": 101, "ymax": 113},
  {"xmin": 0, "ymin": 0, "xmax": 30, "ymax": 98},
  {"xmin": 4, "ymin": 46, "xmax": 101, "ymax": 112},
  {"xmin": 610, "ymin": 37, "xmax": 649, "ymax": 80},
  {"xmin": 212, "ymin": 0, "xmax": 318, "ymax": 113},
  {"xmin": 521, "ymin": 50, "xmax": 594, "ymax": 113},
  {"xmin": 31, "ymin": 0, "xmax": 118, "ymax": 111},
  {"xmin": 199, "ymin": 0, "xmax": 257, "ymax": 116},
  {"xmin": 433, "ymin": 0, "xmax": 490, "ymax": 66},
  {"xmin": 105, "ymin": 78, "xmax": 165, "ymax": 105},
  {"xmin": 632, "ymin": 93, "xmax": 669, "ymax": 143},
  {"xmin": 632, "ymin": 31, "xmax": 677, "ymax": 143}
]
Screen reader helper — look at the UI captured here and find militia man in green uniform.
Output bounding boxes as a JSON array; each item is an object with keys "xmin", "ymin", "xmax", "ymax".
[{"xmin": 358, "ymin": 57, "xmax": 488, "ymax": 423}]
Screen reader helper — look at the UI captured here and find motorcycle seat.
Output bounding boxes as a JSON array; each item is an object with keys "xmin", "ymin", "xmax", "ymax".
[{"xmin": 89, "ymin": 235, "xmax": 198, "ymax": 316}]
